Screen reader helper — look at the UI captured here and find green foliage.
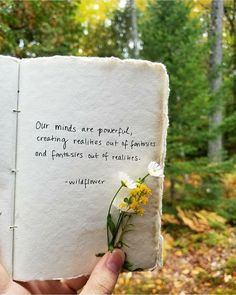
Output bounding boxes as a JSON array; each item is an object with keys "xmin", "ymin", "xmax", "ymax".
[
  {"xmin": 140, "ymin": 0, "xmax": 210, "ymax": 161},
  {"xmin": 225, "ymin": 256, "xmax": 236, "ymax": 273},
  {"xmin": 205, "ymin": 232, "xmax": 223, "ymax": 247},
  {"xmin": 0, "ymin": 0, "xmax": 235, "ymax": 227},
  {"xmin": 218, "ymin": 198, "xmax": 236, "ymax": 224},
  {"xmin": 0, "ymin": 0, "xmax": 82, "ymax": 57},
  {"xmin": 75, "ymin": 3, "xmax": 133, "ymax": 58},
  {"xmin": 165, "ymin": 158, "xmax": 235, "ymax": 219},
  {"xmin": 139, "ymin": 0, "xmax": 235, "ymax": 215}
]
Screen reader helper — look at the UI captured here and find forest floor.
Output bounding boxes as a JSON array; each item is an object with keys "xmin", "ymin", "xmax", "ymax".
[{"xmin": 114, "ymin": 211, "xmax": 236, "ymax": 295}]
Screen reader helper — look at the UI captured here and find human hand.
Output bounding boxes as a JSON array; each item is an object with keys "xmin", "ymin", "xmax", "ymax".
[{"xmin": 0, "ymin": 249, "xmax": 125, "ymax": 295}]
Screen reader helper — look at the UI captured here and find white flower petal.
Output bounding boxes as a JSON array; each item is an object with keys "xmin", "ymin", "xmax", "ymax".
[
  {"xmin": 120, "ymin": 207, "xmax": 135, "ymax": 213},
  {"xmin": 119, "ymin": 172, "xmax": 137, "ymax": 189},
  {"xmin": 148, "ymin": 161, "xmax": 164, "ymax": 177},
  {"xmin": 112, "ymin": 194, "xmax": 135, "ymax": 213}
]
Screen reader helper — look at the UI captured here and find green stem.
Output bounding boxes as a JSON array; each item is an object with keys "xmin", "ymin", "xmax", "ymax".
[
  {"xmin": 140, "ymin": 173, "xmax": 150, "ymax": 183},
  {"xmin": 106, "ymin": 184, "xmax": 123, "ymax": 247},
  {"xmin": 116, "ymin": 214, "xmax": 132, "ymax": 246},
  {"xmin": 111, "ymin": 211, "xmax": 125, "ymax": 246}
]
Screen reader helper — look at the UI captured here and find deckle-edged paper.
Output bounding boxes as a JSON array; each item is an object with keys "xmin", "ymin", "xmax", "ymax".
[{"xmin": 0, "ymin": 56, "xmax": 169, "ymax": 280}]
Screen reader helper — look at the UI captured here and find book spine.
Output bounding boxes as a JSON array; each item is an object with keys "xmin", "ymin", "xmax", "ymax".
[{"xmin": 10, "ymin": 62, "xmax": 21, "ymax": 278}]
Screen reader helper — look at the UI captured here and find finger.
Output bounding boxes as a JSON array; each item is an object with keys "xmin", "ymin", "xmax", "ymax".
[
  {"xmin": 0, "ymin": 264, "xmax": 30, "ymax": 295},
  {"xmin": 16, "ymin": 280, "xmax": 74, "ymax": 294},
  {"xmin": 0, "ymin": 263, "xmax": 11, "ymax": 293},
  {"xmin": 61, "ymin": 276, "xmax": 89, "ymax": 292},
  {"xmin": 16, "ymin": 277, "xmax": 88, "ymax": 295},
  {"xmin": 81, "ymin": 249, "xmax": 125, "ymax": 295}
]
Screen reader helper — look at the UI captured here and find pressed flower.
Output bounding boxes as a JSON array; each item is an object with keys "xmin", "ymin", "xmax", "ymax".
[
  {"xmin": 139, "ymin": 183, "xmax": 152, "ymax": 195},
  {"xmin": 148, "ymin": 161, "xmax": 164, "ymax": 177},
  {"xmin": 117, "ymin": 198, "xmax": 136, "ymax": 213},
  {"xmin": 119, "ymin": 172, "xmax": 137, "ymax": 189},
  {"xmin": 130, "ymin": 183, "xmax": 151, "ymax": 199},
  {"xmin": 137, "ymin": 208, "xmax": 145, "ymax": 216},
  {"xmin": 97, "ymin": 161, "xmax": 160, "ymax": 271},
  {"xmin": 130, "ymin": 188, "xmax": 139, "ymax": 197},
  {"xmin": 114, "ymin": 197, "xmax": 129, "ymax": 211},
  {"xmin": 116, "ymin": 182, "xmax": 152, "ymax": 215},
  {"xmin": 130, "ymin": 198, "xmax": 139, "ymax": 210},
  {"xmin": 139, "ymin": 195, "xmax": 149, "ymax": 205},
  {"xmin": 119, "ymin": 202, "xmax": 129, "ymax": 210}
]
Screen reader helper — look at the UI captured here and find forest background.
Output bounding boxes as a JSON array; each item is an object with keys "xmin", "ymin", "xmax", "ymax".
[{"xmin": 0, "ymin": 0, "xmax": 235, "ymax": 293}]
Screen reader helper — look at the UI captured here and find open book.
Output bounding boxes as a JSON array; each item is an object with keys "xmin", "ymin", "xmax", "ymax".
[{"xmin": 0, "ymin": 56, "xmax": 169, "ymax": 281}]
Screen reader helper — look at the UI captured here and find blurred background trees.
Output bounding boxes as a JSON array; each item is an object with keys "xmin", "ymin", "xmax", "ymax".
[
  {"xmin": 0, "ymin": 0, "xmax": 235, "ymax": 236},
  {"xmin": 0, "ymin": 0, "xmax": 235, "ymax": 292},
  {"xmin": 0, "ymin": 0, "xmax": 82, "ymax": 56}
]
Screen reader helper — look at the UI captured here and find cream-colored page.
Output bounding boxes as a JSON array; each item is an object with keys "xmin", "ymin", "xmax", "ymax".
[
  {"xmin": 0, "ymin": 56, "xmax": 19, "ymax": 275},
  {"xmin": 14, "ymin": 56, "xmax": 169, "ymax": 280}
]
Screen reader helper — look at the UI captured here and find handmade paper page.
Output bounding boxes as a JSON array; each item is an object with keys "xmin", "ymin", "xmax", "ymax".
[
  {"xmin": 14, "ymin": 56, "xmax": 169, "ymax": 280},
  {"xmin": 0, "ymin": 56, "xmax": 19, "ymax": 275}
]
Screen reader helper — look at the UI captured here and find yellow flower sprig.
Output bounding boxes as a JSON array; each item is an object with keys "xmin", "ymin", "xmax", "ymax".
[
  {"xmin": 119, "ymin": 183, "xmax": 152, "ymax": 216},
  {"xmin": 96, "ymin": 161, "xmax": 164, "ymax": 271}
]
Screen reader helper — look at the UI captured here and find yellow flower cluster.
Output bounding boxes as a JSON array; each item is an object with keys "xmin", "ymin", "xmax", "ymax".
[{"xmin": 119, "ymin": 183, "xmax": 152, "ymax": 216}]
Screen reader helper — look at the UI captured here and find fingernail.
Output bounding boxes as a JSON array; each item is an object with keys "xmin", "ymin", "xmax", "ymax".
[{"xmin": 106, "ymin": 249, "xmax": 125, "ymax": 273}]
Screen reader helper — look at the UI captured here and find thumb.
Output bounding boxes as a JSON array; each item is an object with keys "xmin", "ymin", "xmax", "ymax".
[
  {"xmin": 0, "ymin": 263, "xmax": 11, "ymax": 293},
  {"xmin": 81, "ymin": 249, "xmax": 125, "ymax": 295},
  {"xmin": 0, "ymin": 264, "xmax": 30, "ymax": 295}
]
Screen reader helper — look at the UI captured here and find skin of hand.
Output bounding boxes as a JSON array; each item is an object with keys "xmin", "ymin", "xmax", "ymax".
[{"xmin": 0, "ymin": 249, "xmax": 125, "ymax": 295}]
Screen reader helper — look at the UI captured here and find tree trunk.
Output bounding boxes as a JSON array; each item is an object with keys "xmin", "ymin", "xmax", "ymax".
[
  {"xmin": 208, "ymin": 0, "xmax": 224, "ymax": 162},
  {"xmin": 128, "ymin": 0, "xmax": 139, "ymax": 58}
]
